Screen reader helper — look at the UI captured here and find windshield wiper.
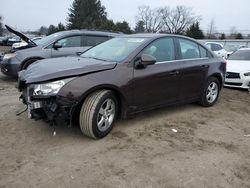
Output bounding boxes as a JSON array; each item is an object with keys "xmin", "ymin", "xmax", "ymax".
[{"xmin": 82, "ymin": 56, "xmax": 109, "ymax": 62}]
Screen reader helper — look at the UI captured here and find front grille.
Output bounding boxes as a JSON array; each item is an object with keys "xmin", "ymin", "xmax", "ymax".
[
  {"xmin": 225, "ymin": 82, "xmax": 242, "ymax": 86},
  {"xmin": 226, "ymin": 72, "xmax": 240, "ymax": 79},
  {"xmin": 0, "ymin": 63, "xmax": 8, "ymax": 72}
]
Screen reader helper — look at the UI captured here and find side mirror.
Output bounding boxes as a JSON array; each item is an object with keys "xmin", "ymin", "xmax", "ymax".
[
  {"xmin": 135, "ymin": 54, "xmax": 156, "ymax": 69},
  {"xmin": 141, "ymin": 54, "xmax": 156, "ymax": 66},
  {"xmin": 53, "ymin": 43, "xmax": 63, "ymax": 50}
]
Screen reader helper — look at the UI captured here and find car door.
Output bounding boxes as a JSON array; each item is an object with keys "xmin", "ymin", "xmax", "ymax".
[
  {"xmin": 51, "ymin": 35, "xmax": 84, "ymax": 57},
  {"xmin": 132, "ymin": 37, "xmax": 182, "ymax": 111},
  {"xmin": 177, "ymin": 38, "xmax": 210, "ymax": 101}
]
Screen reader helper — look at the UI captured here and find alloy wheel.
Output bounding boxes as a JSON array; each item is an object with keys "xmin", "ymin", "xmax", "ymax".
[
  {"xmin": 97, "ymin": 98, "xmax": 115, "ymax": 132},
  {"xmin": 206, "ymin": 82, "xmax": 218, "ymax": 104}
]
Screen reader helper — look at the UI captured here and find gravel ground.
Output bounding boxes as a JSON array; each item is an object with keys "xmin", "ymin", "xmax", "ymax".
[{"xmin": 0, "ymin": 48, "xmax": 250, "ymax": 187}]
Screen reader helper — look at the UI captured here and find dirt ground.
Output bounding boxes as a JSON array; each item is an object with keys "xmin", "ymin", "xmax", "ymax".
[
  {"xmin": 0, "ymin": 57, "xmax": 250, "ymax": 187},
  {"xmin": 0, "ymin": 46, "xmax": 11, "ymax": 53}
]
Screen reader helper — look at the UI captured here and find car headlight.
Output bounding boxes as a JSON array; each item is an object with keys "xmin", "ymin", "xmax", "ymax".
[
  {"xmin": 33, "ymin": 78, "xmax": 75, "ymax": 96},
  {"xmin": 244, "ymin": 72, "xmax": 250, "ymax": 76},
  {"xmin": 3, "ymin": 53, "xmax": 16, "ymax": 60}
]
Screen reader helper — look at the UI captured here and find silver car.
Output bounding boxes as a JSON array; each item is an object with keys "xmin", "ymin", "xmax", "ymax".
[{"xmin": 0, "ymin": 25, "xmax": 121, "ymax": 77}]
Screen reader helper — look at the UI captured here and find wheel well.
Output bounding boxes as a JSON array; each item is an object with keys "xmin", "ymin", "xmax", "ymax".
[
  {"xmin": 209, "ymin": 74, "xmax": 223, "ymax": 89},
  {"xmin": 21, "ymin": 57, "xmax": 44, "ymax": 70},
  {"xmin": 72, "ymin": 88, "xmax": 126, "ymax": 126}
]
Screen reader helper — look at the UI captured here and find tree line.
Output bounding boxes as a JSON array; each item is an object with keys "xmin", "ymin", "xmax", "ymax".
[
  {"xmin": 0, "ymin": 0, "xmax": 247, "ymax": 39},
  {"xmin": 39, "ymin": 1, "xmax": 205, "ymax": 38}
]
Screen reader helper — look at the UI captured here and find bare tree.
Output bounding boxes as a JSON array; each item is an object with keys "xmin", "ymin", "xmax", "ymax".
[
  {"xmin": 160, "ymin": 6, "xmax": 199, "ymax": 34},
  {"xmin": 207, "ymin": 19, "xmax": 217, "ymax": 39},
  {"xmin": 228, "ymin": 26, "xmax": 237, "ymax": 39},
  {"xmin": 136, "ymin": 6, "xmax": 163, "ymax": 33}
]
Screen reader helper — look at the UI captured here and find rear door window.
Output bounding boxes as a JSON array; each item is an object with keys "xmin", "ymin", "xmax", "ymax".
[
  {"xmin": 86, "ymin": 35, "xmax": 109, "ymax": 47},
  {"xmin": 199, "ymin": 46, "xmax": 209, "ymax": 58},
  {"xmin": 179, "ymin": 39, "xmax": 200, "ymax": 59}
]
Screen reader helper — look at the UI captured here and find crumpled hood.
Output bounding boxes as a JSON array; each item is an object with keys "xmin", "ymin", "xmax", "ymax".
[
  {"xmin": 19, "ymin": 56, "xmax": 117, "ymax": 84},
  {"xmin": 227, "ymin": 60, "xmax": 250, "ymax": 73}
]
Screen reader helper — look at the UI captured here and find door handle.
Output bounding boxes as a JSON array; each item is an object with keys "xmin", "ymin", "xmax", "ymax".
[
  {"xmin": 201, "ymin": 65, "xmax": 209, "ymax": 69},
  {"xmin": 169, "ymin": 70, "xmax": 180, "ymax": 75}
]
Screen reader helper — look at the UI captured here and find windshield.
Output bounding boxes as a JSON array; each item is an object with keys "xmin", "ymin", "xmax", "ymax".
[
  {"xmin": 32, "ymin": 37, "xmax": 42, "ymax": 43},
  {"xmin": 35, "ymin": 32, "xmax": 62, "ymax": 46},
  {"xmin": 228, "ymin": 50, "xmax": 250, "ymax": 61},
  {"xmin": 81, "ymin": 37, "xmax": 147, "ymax": 62}
]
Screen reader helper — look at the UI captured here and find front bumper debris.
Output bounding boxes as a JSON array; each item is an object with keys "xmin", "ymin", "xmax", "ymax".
[{"xmin": 20, "ymin": 86, "xmax": 78, "ymax": 126}]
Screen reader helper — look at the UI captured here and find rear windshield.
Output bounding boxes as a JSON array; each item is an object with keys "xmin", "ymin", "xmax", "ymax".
[{"xmin": 228, "ymin": 50, "xmax": 250, "ymax": 61}]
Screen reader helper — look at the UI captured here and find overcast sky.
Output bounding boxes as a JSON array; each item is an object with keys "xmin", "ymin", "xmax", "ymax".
[{"xmin": 1, "ymin": 0, "xmax": 250, "ymax": 34}]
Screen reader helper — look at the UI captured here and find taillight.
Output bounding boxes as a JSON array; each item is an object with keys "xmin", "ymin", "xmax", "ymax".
[
  {"xmin": 223, "ymin": 60, "xmax": 227, "ymax": 68},
  {"xmin": 223, "ymin": 60, "xmax": 227, "ymax": 72}
]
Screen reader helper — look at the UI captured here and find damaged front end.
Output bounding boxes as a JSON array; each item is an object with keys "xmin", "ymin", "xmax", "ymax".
[{"xmin": 18, "ymin": 77, "xmax": 78, "ymax": 126}]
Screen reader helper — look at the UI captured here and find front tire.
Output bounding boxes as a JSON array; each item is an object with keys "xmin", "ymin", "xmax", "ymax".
[
  {"xmin": 22, "ymin": 59, "xmax": 38, "ymax": 70},
  {"xmin": 199, "ymin": 77, "xmax": 220, "ymax": 107},
  {"xmin": 79, "ymin": 90, "xmax": 118, "ymax": 139}
]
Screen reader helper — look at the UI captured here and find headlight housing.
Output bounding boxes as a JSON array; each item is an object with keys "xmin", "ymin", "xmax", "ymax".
[
  {"xmin": 3, "ymin": 53, "xmax": 16, "ymax": 60},
  {"xmin": 244, "ymin": 72, "xmax": 250, "ymax": 76},
  {"xmin": 33, "ymin": 78, "xmax": 75, "ymax": 96}
]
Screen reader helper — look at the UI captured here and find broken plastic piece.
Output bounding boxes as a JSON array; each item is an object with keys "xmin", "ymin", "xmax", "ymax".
[{"xmin": 171, "ymin": 128, "xmax": 178, "ymax": 133}]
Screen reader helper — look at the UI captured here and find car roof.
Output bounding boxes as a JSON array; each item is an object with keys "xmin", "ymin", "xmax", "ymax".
[
  {"xmin": 119, "ymin": 33, "xmax": 206, "ymax": 46},
  {"xmin": 57, "ymin": 29, "xmax": 122, "ymax": 37},
  {"xmin": 205, "ymin": 42, "xmax": 223, "ymax": 46},
  {"xmin": 122, "ymin": 33, "xmax": 193, "ymax": 39}
]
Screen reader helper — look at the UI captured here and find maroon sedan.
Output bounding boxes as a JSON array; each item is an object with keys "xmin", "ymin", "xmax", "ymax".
[{"xmin": 18, "ymin": 34, "xmax": 226, "ymax": 139}]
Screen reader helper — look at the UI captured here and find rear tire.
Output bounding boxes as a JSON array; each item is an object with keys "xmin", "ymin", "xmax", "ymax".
[
  {"xmin": 199, "ymin": 77, "xmax": 220, "ymax": 107},
  {"xmin": 79, "ymin": 90, "xmax": 118, "ymax": 139}
]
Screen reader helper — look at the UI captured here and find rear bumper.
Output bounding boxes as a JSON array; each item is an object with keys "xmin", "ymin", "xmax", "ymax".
[{"xmin": 0, "ymin": 58, "xmax": 21, "ymax": 77}]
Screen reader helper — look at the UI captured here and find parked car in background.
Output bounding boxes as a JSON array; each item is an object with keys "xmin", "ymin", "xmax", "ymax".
[
  {"xmin": 0, "ymin": 37, "xmax": 6, "ymax": 46},
  {"xmin": 0, "ymin": 25, "xmax": 121, "ymax": 77},
  {"xmin": 12, "ymin": 37, "xmax": 43, "ymax": 49},
  {"xmin": 7, "ymin": 37, "xmax": 21, "ymax": 46},
  {"xmin": 205, "ymin": 42, "xmax": 228, "ymax": 58},
  {"xmin": 18, "ymin": 34, "xmax": 226, "ymax": 139},
  {"xmin": 239, "ymin": 45, "xmax": 248, "ymax": 49},
  {"xmin": 225, "ymin": 48, "xmax": 250, "ymax": 90},
  {"xmin": 0, "ymin": 36, "xmax": 11, "ymax": 46},
  {"xmin": 0, "ymin": 53, "xmax": 3, "ymax": 62}
]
